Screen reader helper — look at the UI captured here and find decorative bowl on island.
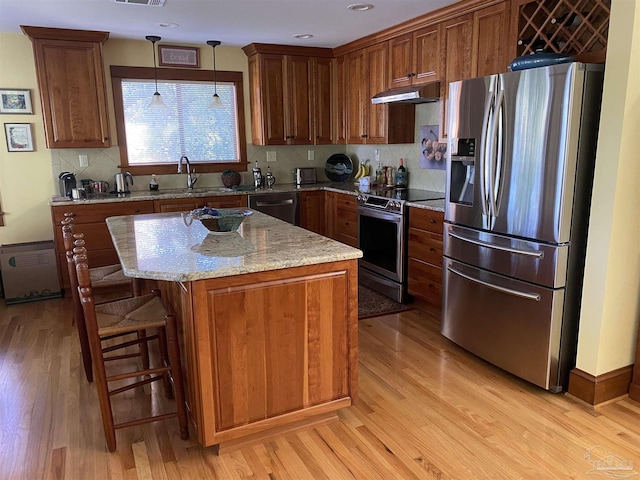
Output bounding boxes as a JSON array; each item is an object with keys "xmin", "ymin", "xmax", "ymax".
[{"xmin": 185, "ymin": 207, "xmax": 252, "ymax": 233}]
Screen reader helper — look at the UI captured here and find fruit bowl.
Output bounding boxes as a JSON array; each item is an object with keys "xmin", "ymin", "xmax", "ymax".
[{"xmin": 185, "ymin": 207, "xmax": 253, "ymax": 233}]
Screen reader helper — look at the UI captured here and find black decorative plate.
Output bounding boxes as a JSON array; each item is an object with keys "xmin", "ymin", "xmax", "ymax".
[{"xmin": 325, "ymin": 153, "xmax": 353, "ymax": 182}]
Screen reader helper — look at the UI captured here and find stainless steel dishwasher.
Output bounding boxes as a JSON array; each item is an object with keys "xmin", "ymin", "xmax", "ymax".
[{"xmin": 247, "ymin": 192, "xmax": 298, "ymax": 225}]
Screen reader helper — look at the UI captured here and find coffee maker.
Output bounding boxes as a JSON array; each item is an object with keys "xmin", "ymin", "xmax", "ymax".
[{"xmin": 58, "ymin": 172, "xmax": 77, "ymax": 198}]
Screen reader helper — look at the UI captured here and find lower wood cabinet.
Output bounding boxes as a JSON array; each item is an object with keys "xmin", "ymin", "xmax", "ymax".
[
  {"xmin": 299, "ymin": 190, "xmax": 325, "ymax": 235},
  {"xmin": 159, "ymin": 260, "xmax": 358, "ymax": 448},
  {"xmin": 154, "ymin": 194, "xmax": 244, "ymax": 213},
  {"xmin": 325, "ymin": 191, "xmax": 358, "ymax": 247},
  {"xmin": 51, "ymin": 200, "xmax": 154, "ymax": 288},
  {"xmin": 407, "ymin": 207, "xmax": 445, "ymax": 307}
]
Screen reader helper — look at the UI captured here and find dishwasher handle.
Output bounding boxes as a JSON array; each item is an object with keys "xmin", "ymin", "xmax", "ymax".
[{"xmin": 255, "ymin": 199, "xmax": 295, "ymax": 207}]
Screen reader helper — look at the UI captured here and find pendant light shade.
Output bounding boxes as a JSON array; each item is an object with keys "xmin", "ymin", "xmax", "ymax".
[
  {"xmin": 207, "ymin": 40, "xmax": 223, "ymax": 108},
  {"xmin": 145, "ymin": 35, "xmax": 165, "ymax": 107}
]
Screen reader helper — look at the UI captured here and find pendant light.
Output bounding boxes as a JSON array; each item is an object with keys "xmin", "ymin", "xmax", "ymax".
[
  {"xmin": 145, "ymin": 35, "xmax": 165, "ymax": 107},
  {"xmin": 207, "ymin": 40, "xmax": 223, "ymax": 108}
]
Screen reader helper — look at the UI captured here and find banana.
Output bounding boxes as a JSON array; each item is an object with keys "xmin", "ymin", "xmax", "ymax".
[
  {"xmin": 364, "ymin": 164, "xmax": 370, "ymax": 176},
  {"xmin": 354, "ymin": 164, "xmax": 364, "ymax": 179}
]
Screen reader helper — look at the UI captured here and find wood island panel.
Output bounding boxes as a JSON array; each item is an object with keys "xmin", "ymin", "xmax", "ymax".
[{"xmin": 160, "ymin": 259, "xmax": 359, "ymax": 448}]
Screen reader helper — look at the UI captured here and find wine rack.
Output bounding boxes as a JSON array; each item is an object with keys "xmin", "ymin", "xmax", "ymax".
[{"xmin": 515, "ymin": 0, "xmax": 610, "ymax": 62}]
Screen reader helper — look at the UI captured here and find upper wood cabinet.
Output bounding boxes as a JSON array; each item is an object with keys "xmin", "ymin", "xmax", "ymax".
[
  {"xmin": 333, "ymin": 55, "xmax": 348, "ymax": 145},
  {"xmin": 473, "ymin": 2, "xmax": 510, "ymax": 77},
  {"xmin": 243, "ymin": 44, "xmax": 333, "ymax": 146},
  {"xmin": 440, "ymin": 14, "xmax": 474, "ymax": 138},
  {"xmin": 21, "ymin": 26, "xmax": 111, "ymax": 149},
  {"xmin": 439, "ymin": 2, "xmax": 510, "ymax": 137},
  {"xmin": 346, "ymin": 43, "xmax": 415, "ymax": 145},
  {"xmin": 389, "ymin": 25, "xmax": 441, "ymax": 88},
  {"xmin": 312, "ymin": 57, "xmax": 333, "ymax": 145}
]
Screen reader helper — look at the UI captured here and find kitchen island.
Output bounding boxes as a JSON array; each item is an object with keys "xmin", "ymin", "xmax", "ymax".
[{"xmin": 106, "ymin": 210, "xmax": 362, "ymax": 451}]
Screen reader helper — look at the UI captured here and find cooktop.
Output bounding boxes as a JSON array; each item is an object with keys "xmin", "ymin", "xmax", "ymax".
[{"xmin": 360, "ymin": 187, "xmax": 444, "ymax": 202}]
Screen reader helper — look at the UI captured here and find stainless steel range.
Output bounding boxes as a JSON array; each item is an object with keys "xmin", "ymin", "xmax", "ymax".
[{"xmin": 357, "ymin": 188, "xmax": 444, "ymax": 303}]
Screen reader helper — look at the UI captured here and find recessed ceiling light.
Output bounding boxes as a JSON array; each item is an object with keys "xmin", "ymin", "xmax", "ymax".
[
  {"xmin": 347, "ymin": 3, "xmax": 374, "ymax": 11},
  {"xmin": 292, "ymin": 34, "xmax": 314, "ymax": 39},
  {"xmin": 157, "ymin": 22, "xmax": 179, "ymax": 28}
]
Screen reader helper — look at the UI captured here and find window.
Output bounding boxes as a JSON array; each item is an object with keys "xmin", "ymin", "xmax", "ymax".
[{"xmin": 111, "ymin": 66, "xmax": 247, "ymax": 175}]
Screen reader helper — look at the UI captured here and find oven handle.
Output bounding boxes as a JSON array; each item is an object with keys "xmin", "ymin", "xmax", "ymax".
[
  {"xmin": 448, "ymin": 230, "xmax": 544, "ymax": 258},
  {"xmin": 358, "ymin": 206, "xmax": 403, "ymax": 221},
  {"xmin": 448, "ymin": 266, "xmax": 541, "ymax": 301}
]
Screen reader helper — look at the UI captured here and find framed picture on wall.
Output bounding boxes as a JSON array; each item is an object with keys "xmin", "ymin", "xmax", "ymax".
[
  {"xmin": 4, "ymin": 123, "xmax": 34, "ymax": 152},
  {"xmin": 158, "ymin": 45, "xmax": 200, "ymax": 68},
  {"xmin": 0, "ymin": 89, "xmax": 33, "ymax": 114}
]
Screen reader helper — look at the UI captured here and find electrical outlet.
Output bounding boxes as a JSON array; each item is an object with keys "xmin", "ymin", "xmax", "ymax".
[
  {"xmin": 79, "ymin": 155, "xmax": 89, "ymax": 167},
  {"xmin": 307, "ymin": 150, "xmax": 314, "ymax": 161},
  {"xmin": 266, "ymin": 151, "xmax": 277, "ymax": 162}
]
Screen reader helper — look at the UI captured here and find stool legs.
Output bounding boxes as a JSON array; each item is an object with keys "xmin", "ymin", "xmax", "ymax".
[{"xmin": 165, "ymin": 314, "xmax": 190, "ymax": 440}]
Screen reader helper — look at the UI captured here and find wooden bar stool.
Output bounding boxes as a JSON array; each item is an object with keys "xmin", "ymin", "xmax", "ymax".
[
  {"xmin": 62, "ymin": 217, "xmax": 147, "ymax": 382},
  {"xmin": 74, "ymin": 245, "xmax": 189, "ymax": 451}
]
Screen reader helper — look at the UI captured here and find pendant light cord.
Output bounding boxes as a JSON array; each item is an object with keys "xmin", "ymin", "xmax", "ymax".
[{"xmin": 153, "ymin": 41, "xmax": 159, "ymax": 94}]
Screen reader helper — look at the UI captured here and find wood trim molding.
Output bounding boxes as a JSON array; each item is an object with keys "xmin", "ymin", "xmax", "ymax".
[
  {"xmin": 333, "ymin": 0, "xmax": 503, "ymax": 56},
  {"xmin": 242, "ymin": 43, "xmax": 334, "ymax": 58},
  {"xmin": 568, "ymin": 366, "xmax": 634, "ymax": 406},
  {"xmin": 21, "ymin": 25, "xmax": 109, "ymax": 43}
]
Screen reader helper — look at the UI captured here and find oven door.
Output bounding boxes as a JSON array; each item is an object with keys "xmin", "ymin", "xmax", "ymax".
[{"xmin": 358, "ymin": 206, "xmax": 405, "ymax": 282}]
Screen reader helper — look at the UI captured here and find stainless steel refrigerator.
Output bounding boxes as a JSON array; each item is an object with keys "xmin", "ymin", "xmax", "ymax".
[{"xmin": 442, "ymin": 62, "xmax": 604, "ymax": 392}]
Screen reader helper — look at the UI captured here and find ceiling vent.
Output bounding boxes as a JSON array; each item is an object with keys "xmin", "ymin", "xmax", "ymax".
[{"xmin": 111, "ymin": 0, "xmax": 166, "ymax": 6}]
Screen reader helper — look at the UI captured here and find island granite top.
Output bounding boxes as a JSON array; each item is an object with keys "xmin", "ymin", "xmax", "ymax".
[{"xmin": 106, "ymin": 210, "xmax": 363, "ymax": 282}]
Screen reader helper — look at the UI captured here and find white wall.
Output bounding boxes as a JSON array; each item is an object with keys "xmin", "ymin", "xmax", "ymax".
[{"xmin": 575, "ymin": 0, "xmax": 640, "ymax": 375}]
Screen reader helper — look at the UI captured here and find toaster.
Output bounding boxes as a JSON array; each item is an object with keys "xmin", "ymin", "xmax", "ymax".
[{"xmin": 293, "ymin": 167, "xmax": 317, "ymax": 185}]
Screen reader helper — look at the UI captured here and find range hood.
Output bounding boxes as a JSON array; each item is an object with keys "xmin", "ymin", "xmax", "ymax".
[{"xmin": 371, "ymin": 81, "xmax": 441, "ymax": 104}]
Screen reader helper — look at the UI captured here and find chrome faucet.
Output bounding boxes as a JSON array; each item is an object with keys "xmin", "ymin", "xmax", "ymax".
[{"xmin": 178, "ymin": 155, "xmax": 198, "ymax": 189}]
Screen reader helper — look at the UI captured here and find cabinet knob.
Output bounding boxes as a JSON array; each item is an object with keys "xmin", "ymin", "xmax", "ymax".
[
  {"xmin": 430, "ymin": 219, "xmax": 436, "ymax": 223},
  {"xmin": 103, "ymin": 137, "xmax": 109, "ymax": 141}
]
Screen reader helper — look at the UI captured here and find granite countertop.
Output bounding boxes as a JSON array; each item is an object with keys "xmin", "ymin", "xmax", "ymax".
[
  {"xmin": 106, "ymin": 210, "xmax": 363, "ymax": 282},
  {"xmin": 408, "ymin": 199, "xmax": 445, "ymax": 212},
  {"xmin": 51, "ymin": 181, "xmax": 444, "ymax": 212}
]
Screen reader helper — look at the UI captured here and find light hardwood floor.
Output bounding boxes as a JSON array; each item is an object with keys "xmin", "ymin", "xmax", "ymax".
[{"xmin": 1, "ymin": 296, "xmax": 638, "ymax": 479}]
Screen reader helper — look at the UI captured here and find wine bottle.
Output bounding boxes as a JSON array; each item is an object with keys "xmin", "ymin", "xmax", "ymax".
[
  {"xmin": 398, "ymin": 158, "xmax": 406, "ymax": 172},
  {"xmin": 551, "ymin": 12, "xmax": 582, "ymax": 28}
]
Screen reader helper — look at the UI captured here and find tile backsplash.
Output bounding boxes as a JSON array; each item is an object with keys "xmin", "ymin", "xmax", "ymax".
[{"xmin": 51, "ymin": 103, "xmax": 445, "ymax": 194}]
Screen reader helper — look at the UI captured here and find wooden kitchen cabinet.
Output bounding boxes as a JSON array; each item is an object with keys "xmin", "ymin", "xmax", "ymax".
[
  {"xmin": 440, "ymin": 14, "xmax": 474, "ymax": 138},
  {"xmin": 326, "ymin": 191, "xmax": 358, "ymax": 248},
  {"xmin": 346, "ymin": 44, "xmax": 415, "ymax": 145},
  {"xmin": 299, "ymin": 190, "xmax": 326, "ymax": 236},
  {"xmin": 473, "ymin": 2, "xmax": 510, "ymax": 78},
  {"xmin": 389, "ymin": 25, "xmax": 441, "ymax": 88},
  {"xmin": 154, "ymin": 194, "xmax": 244, "ymax": 213},
  {"xmin": 313, "ymin": 57, "xmax": 333, "ymax": 145},
  {"xmin": 439, "ymin": 2, "xmax": 510, "ymax": 137},
  {"xmin": 22, "ymin": 26, "xmax": 111, "ymax": 149},
  {"xmin": 243, "ymin": 44, "xmax": 334, "ymax": 146},
  {"xmin": 333, "ymin": 55, "xmax": 348, "ymax": 145},
  {"xmin": 407, "ymin": 207, "xmax": 445, "ymax": 307},
  {"xmin": 51, "ymin": 201, "xmax": 154, "ymax": 289}
]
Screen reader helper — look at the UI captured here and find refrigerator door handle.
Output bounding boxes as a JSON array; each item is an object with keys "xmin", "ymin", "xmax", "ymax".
[
  {"xmin": 490, "ymin": 84, "xmax": 505, "ymax": 217},
  {"xmin": 480, "ymin": 77, "xmax": 496, "ymax": 220},
  {"xmin": 448, "ymin": 230, "xmax": 544, "ymax": 258},
  {"xmin": 447, "ymin": 266, "xmax": 542, "ymax": 301}
]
